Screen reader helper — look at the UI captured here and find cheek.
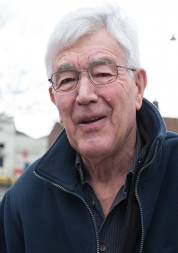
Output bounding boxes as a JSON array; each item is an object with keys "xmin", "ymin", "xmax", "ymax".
[
  {"xmin": 100, "ymin": 84, "xmax": 121, "ymax": 103},
  {"xmin": 52, "ymin": 94, "xmax": 66, "ymax": 123},
  {"xmin": 103, "ymin": 85, "xmax": 125, "ymax": 110},
  {"xmin": 56, "ymin": 97, "xmax": 75, "ymax": 125},
  {"xmin": 105, "ymin": 83, "xmax": 136, "ymax": 125}
]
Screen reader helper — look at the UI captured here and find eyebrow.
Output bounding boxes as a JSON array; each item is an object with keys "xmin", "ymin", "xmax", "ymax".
[
  {"xmin": 89, "ymin": 57, "xmax": 115, "ymax": 65},
  {"xmin": 56, "ymin": 57, "xmax": 114, "ymax": 72},
  {"xmin": 56, "ymin": 64, "xmax": 75, "ymax": 72}
]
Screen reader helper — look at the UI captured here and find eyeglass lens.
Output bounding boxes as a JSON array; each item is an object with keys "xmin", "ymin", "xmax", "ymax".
[{"xmin": 52, "ymin": 62, "xmax": 118, "ymax": 92}]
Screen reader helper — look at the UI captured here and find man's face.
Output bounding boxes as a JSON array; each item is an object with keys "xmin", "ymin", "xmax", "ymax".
[{"xmin": 49, "ymin": 28, "xmax": 146, "ymax": 162}]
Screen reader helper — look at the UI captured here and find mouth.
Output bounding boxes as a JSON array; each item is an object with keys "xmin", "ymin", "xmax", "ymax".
[{"xmin": 81, "ymin": 117, "xmax": 104, "ymax": 124}]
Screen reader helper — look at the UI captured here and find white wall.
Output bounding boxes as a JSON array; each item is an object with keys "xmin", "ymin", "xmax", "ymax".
[
  {"xmin": 0, "ymin": 117, "xmax": 15, "ymax": 172},
  {"xmin": 14, "ymin": 133, "xmax": 48, "ymax": 171},
  {"xmin": 0, "ymin": 116, "xmax": 48, "ymax": 174}
]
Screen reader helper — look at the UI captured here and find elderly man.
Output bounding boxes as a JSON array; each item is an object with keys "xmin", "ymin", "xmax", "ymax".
[{"xmin": 1, "ymin": 4, "xmax": 178, "ymax": 253}]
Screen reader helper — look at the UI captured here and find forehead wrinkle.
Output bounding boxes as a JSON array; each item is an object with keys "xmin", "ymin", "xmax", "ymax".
[
  {"xmin": 58, "ymin": 51, "xmax": 85, "ymax": 71},
  {"xmin": 76, "ymin": 52, "xmax": 82, "ymax": 70}
]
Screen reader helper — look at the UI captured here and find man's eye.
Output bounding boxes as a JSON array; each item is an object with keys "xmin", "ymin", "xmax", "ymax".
[
  {"xmin": 61, "ymin": 78, "xmax": 75, "ymax": 84},
  {"xmin": 97, "ymin": 72, "xmax": 111, "ymax": 77},
  {"xmin": 92, "ymin": 72, "xmax": 112, "ymax": 78}
]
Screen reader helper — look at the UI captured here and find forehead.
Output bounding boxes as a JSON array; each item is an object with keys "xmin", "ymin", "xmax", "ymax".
[{"xmin": 52, "ymin": 28, "xmax": 125, "ymax": 72}]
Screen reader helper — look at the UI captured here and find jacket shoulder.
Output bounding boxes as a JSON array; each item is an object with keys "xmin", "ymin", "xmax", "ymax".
[
  {"xmin": 166, "ymin": 131, "xmax": 178, "ymax": 139},
  {"xmin": 164, "ymin": 131, "xmax": 178, "ymax": 150}
]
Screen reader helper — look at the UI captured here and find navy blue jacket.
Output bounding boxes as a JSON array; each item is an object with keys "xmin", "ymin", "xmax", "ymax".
[{"xmin": 1, "ymin": 98, "xmax": 178, "ymax": 253}]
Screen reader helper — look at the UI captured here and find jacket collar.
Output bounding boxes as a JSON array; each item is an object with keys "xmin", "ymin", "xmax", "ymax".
[
  {"xmin": 138, "ymin": 98, "xmax": 166, "ymax": 146},
  {"xmin": 34, "ymin": 129, "xmax": 78, "ymax": 192}
]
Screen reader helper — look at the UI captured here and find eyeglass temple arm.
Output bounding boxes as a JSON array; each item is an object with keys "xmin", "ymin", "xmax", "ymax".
[{"xmin": 117, "ymin": 65, "xmax": 136, "ymax": 71}]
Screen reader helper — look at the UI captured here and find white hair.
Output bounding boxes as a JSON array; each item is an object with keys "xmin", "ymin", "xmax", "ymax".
[{"xmin": 45, "ymin": 4, "xmax": 141, "ymax": 78}]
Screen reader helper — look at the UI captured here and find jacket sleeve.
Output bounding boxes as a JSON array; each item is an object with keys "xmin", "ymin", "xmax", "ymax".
[{"xmin": 0, "ymin": 189, "xmax": 25, "ymax": 253}]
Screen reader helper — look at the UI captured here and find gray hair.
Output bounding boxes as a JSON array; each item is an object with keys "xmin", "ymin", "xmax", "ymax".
[{"xmin": 45, "ymin": 4, "xmax": 141, "ymax": 78}]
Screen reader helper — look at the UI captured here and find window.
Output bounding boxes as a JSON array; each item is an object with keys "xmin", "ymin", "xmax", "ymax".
[
  {"xmin": 0, "ymin": 144, "xmax": 4, "ymax": 154},
  {"xmin": 0, "ymin": 157, "xmax": 3, "ymax": 167},
  {"xmin": 0, "ymin": 144, "xmax": 4, "ymax": 167}
]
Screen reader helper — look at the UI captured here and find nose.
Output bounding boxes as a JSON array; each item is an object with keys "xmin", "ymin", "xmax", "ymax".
[{"xmin": 76, "ymin": 72, "xmax": 99, "ymax": 105}]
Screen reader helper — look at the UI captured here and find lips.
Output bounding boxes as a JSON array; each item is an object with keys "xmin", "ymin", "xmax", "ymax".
[
  {"xmin": 82, "ymin": 117, "xmax": 104, "ymax": 124},
  {"xmin": 76, "ymin": 113, "xmax": 106, "ymax": 126}
]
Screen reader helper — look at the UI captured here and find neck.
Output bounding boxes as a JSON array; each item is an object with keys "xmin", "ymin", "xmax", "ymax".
[{"xmin": 82, "ymin": 133, "xmax": 136, "ymax": 185}]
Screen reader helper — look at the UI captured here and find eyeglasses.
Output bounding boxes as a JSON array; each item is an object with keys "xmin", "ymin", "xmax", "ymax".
[{"xmin": 48, "ymin": 61, "xmax": 136, "ymax": 93}]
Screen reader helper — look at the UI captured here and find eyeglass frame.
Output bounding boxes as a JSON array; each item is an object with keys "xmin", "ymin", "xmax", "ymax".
[{"xmin": 48, "ymin": 61, "xmax": 137, "ymax": 93}]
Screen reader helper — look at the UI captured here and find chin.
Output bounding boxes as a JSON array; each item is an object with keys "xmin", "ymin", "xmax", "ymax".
[{"xmin": 79, "ymin": 144, "xmax": 111, "ymax": 160}]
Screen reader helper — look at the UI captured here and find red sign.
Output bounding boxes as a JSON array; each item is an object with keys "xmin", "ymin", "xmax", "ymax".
[
  {"xmin": 14, "ymin": 168, "xmax": 23, "ymax": 177},
  {"xmin": 22, "ymin": 149, "xmax": 28, "ymax": 158}
]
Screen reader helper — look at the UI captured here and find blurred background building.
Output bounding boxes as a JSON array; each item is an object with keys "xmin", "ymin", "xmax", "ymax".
[{"xmin": 0, "ymin": 114, "xmax": 63, "ymax": 200}]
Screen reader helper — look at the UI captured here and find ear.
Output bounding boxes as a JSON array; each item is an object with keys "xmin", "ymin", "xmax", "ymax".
[
  {"xmin": 49, "ymin": 86, "xmax": 63, "ymax": 123},
  {"xmin": 134, "ymin": 69, "xmax": 147, "ymax": 111},
  {"xmin": 49, "ymin": 86, "xmax": 56, "ymax": 105}
]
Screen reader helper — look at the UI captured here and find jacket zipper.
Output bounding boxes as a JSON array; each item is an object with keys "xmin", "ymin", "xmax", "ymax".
[
  {"xmin": 135, "ymin": 141, "xmax": 159, "ymax": 253},
  {"xmin": 33, "ymin": 171, "xmax": 100, "ymax": 253}
]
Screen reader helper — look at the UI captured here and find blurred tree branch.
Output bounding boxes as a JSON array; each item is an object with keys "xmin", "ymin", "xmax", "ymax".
[{"xmin": 0, "ymin": 0, "xmax": 46, "ymax": 120}]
